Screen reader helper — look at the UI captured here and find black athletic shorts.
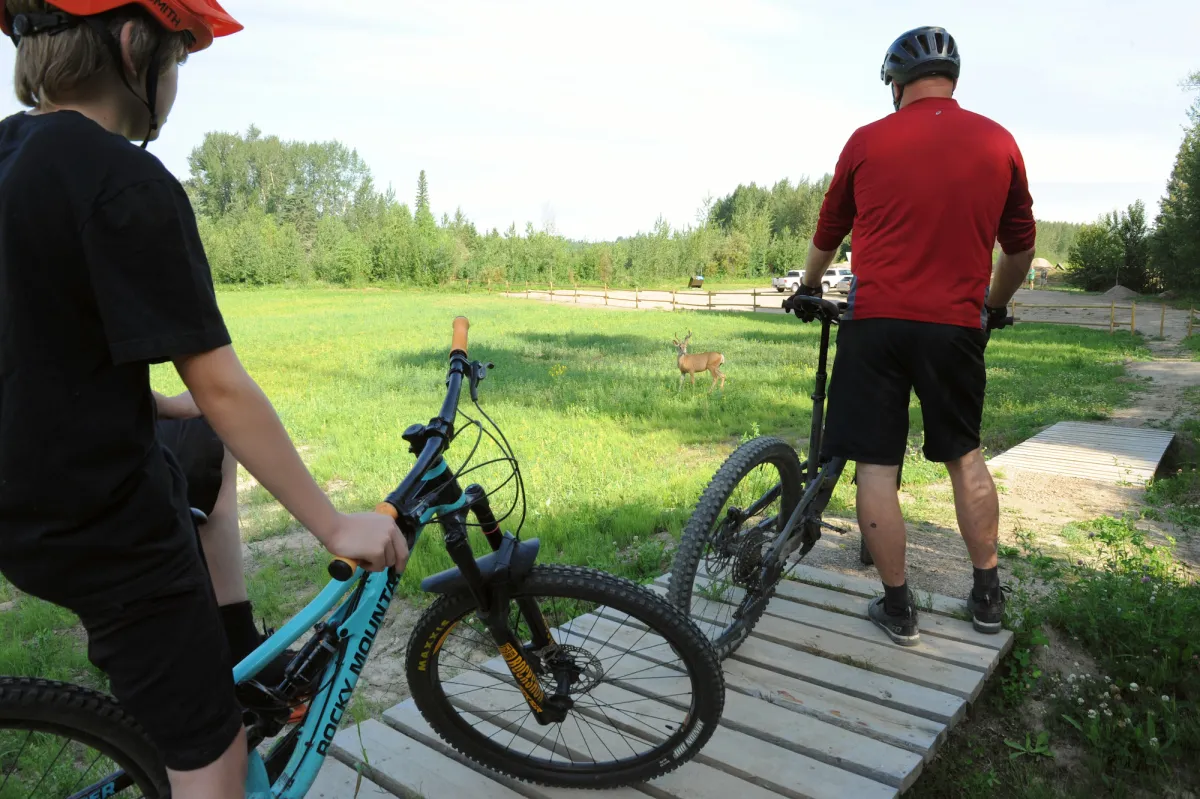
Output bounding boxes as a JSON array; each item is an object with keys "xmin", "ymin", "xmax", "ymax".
[
  {"xmin": 821, "ymin": 318, "xmax": 989, "ymax": 466},
  {"xmin": 73, "ymin": 419, "xmax": 239, "ymax": 772},
  {"xmin": 157, "ymin": 417, "xmax": 225, "ymax": 516}
]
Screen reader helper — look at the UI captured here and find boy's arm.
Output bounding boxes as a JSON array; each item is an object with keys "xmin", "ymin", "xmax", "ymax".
[
  {"xmin": 152, "ymin": 390, "xmax": 201, "ymax": 420},
  {"xmin": 173, "ymin": 345, "xmax": 399, "ymax": 561}
]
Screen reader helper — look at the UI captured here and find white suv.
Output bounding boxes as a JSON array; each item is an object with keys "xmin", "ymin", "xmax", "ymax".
[{"xmin": 822, "ymin": 267, "xmax": 853, "ymax": 293}]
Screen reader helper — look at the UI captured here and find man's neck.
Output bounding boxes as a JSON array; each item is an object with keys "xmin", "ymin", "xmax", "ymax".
[{"xmin": 898, "ymin": 79, "xmax": 955, "ymax": 110}]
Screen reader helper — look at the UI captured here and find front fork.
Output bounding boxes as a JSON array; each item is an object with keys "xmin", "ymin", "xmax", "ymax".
[{"xmin": 439, "ymin": 485, "xmax": 568, "ymax": 724}]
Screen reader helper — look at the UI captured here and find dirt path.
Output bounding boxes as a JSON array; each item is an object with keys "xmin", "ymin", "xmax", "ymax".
[{"xmin": 804, "ymin": 336, "xmax": 1199, "ymax": 601}]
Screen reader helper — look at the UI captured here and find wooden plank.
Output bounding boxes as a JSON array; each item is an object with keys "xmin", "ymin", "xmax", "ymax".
[
  {"xmin": 574, "ymin": 611, "xmax": 946, "ymax": 758},
  {"xmin": 771, "ymin": 580, "xmax": 1011, "ymax": 652},
  {"xmin": 450, "ymin": 668, "xmax": 896, "ymax": 799},
  {"xmin": 787, "ymin": 566, "xmax": 970, "ymax": 620},
  {"xmin": 383, "ymin": 700, "xmax": 651, "ymax": 799},
  {"xmin": 663, "ymin": 571, "xmax": 1010, "ymax": 652},
  {"xmin": 310, "ymin": 759, "xmax": 396, "ymax": 799},
  {"xmin": 731, "ymin": 632, "xmax": 966, "ymax": 724},
  {"xmin": 551, "ymin": 617, "xmax": 924, "ymax": 789},
  {"xmin": 331, "ymin": 719, "xmax": 527, "ymax": 799},
  {"xmin": 686, "ymin": 597, "xmax": 984, "ymax": 700}
]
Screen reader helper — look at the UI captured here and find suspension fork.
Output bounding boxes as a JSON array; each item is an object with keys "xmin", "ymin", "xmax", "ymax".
[{"xmin": 442, "ymin": 491, "xmax": 565, "ymax": 723}]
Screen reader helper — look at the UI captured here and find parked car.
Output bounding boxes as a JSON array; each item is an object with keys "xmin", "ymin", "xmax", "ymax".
[
  {"xmin": 772, "ymin": 270, "xmax": 804, "ymax": 292},
  {"xmin": 832, "ymin": 274, "xmax": 853, "ymax": 294},
  {"xmin": 821, "ymin": 267, "xmax": 853, "ymax": 292}
]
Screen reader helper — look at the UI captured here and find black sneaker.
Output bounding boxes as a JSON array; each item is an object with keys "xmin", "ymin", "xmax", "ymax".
[
  {"xmin": 967, "ymin": 586, "xmax": 1008, "ymax": 634},
  {"xmin": 867, "ymin": 595, "xmax": 920, "ymax": 647}
]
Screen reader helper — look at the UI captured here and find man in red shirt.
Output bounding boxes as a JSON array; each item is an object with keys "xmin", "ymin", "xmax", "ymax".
[{"xmin": 785, "ymin": 26, "xmax": 1036, "ymax": 645}]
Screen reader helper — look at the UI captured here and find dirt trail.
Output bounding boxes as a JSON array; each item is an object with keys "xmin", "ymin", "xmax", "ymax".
[{"xmin": 804, "ymin": 335, "xmax": 1199, "ymax": 600}]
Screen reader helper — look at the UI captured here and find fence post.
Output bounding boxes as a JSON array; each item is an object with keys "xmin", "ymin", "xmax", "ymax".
[
  {"xmin": 1189, "ymin": 308, "xmax": 1195, "ymax": 338},
  {"xmin": 671, "ymin": 289, "xmax": 677, "ymax": 311},
  {"xmin": 1131, "ymin": 302, "xmax": 1136, "ymax": 334},
  {"xmin": 604, "ymin": 284, "xmax": 609, "ymax": 306},
  {"xmin": 752, "ymin": 289, "xmax": 758, "ymax": 312},
  {"xmin": 574, "ymin": 283, "xmax": 579, "ymax": 304},
  {"xmin": 634, "ymin": 287, "xmax": 639, "ymax": 310},
  {"xmin": 1110, "ymin": 300, "xmax": 1115, "ymax": 334},
  {"xmin": 707, "ymin": 291, "xmax": 713, "ymax": 311},
  {"xmin": 1160, "ymin": 304, "xmax": 1166, "ymax": 338}
]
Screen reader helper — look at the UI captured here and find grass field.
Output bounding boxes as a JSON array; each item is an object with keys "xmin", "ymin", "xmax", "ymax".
[{"xmin": 0, "ymin": 288, "xmax": 1149, "ymax": 690}]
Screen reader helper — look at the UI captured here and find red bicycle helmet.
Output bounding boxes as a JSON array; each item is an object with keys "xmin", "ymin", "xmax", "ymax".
[{"xmin": 2, "ymin": 0, "xmax": 242, "ymax": 52}]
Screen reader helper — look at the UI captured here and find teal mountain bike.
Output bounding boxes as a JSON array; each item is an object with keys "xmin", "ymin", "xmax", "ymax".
[{"xmin": 0, "ymin": 317, "xmax": 724, "ymax": 798}]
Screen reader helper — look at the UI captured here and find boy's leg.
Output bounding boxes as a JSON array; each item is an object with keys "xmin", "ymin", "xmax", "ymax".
[
  {"xmin": 157, "ymin": 418, "xmax": 263, "ymax": 663},
  {"xmin": 77, "ymin": 553, "xmax": 247, "ymax": 796},
  {"xmin": 200, "ymin": 446, "xmax": 248, "ymax": 606}
]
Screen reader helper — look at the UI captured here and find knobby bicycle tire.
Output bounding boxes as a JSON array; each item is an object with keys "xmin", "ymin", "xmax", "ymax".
[
  {"xmin": 668, "ymin": 436, "xmax": 804, "ymax": 660},
  {"xmin": 0, "ymin": 677, "xmax": 168, "ymax": 799},
  {"xmin": 405, "ymin": 564, "xmax": 724, "ymax": 788}
]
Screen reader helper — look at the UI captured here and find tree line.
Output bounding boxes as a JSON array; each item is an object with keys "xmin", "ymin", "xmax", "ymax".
[
  {"xmin": 186, "ymin": 125, "xmax": 1081, "ymax": 289},
  {"xmin": 1066, "ymin": 71, "xmax": 1200, "ymax": 294}
]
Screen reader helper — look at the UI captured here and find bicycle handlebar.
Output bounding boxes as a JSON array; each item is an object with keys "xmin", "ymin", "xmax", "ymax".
[
  {"xmin": 327, "ymin": 317, "xmax": 471, "ymax": 581},
  {"xmin": 785, "ymin": 295, "xmax": 1015, "ymax": 329}
]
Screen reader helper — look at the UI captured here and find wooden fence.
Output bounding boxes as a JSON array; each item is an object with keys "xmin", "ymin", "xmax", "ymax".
[{"xmin": 499, "ymin": 283, "xmax": 1191, "ymax": 337}]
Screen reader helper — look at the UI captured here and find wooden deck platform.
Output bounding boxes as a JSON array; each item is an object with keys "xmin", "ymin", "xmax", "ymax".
[
  {"xmin": 322, "ymin": 566, "xmax": 1012, "ymax": 798},
  {"xmin": 987, "ymin": 421, "xmax": 1174, "ymax": 485}
]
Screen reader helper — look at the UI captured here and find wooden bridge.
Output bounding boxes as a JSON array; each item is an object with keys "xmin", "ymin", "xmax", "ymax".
[{"xmin": 315, "ymin": 565, "xmax": 1013, "ymax": 799}]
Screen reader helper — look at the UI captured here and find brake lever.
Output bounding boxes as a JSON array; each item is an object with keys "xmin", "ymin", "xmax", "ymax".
[{"xmin": 469, "ymin": 360, "xmax": 495, "ymax": 402}]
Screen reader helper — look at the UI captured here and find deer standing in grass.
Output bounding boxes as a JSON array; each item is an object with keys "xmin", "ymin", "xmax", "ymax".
[{"xmin": 673, "ymin": 330, "xmax": 726, "ymax": 392}]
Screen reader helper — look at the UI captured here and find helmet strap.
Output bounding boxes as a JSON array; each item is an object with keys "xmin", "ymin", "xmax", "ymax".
[
  {"xmin": 81, "ymin": 16, "xmax": 160, "ymax": 148},
  {"xmin": 893, "ymin": 83, "xmax": 904, "ymax": 112}
]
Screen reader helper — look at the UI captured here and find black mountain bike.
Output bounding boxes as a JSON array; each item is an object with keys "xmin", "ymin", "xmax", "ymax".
[
  {"xmin": 667, "ymin": 296, "xmax": 1013, "ymax": 659},
  {"xmin": 0, "ymin": 318, "xmax": 724, "ymax": 798}
]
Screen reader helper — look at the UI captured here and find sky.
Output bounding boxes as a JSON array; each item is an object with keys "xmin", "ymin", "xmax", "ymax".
[{"xmin": 1, "ymin": 0, "xmax": 1197, "ymax": 241}]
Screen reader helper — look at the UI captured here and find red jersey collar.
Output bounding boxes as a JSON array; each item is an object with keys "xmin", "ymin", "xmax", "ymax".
[{"xmin": 899, "ymin": 97, "xmax": 960, "ymax": 113}]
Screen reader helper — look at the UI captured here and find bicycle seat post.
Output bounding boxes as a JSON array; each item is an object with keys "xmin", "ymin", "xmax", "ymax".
[{"xmin": 807, "ymin": 315, "xmax": 834, "ymax": 482}]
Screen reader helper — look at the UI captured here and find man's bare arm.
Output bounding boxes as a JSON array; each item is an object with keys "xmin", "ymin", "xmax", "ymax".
[
  {"xmin": 988, "ymin": 247, "xmax": 1036, "ymax": 309},
  {"xmin": 802, "ymin": 240, "xmax": 839, "ymax": 289}
]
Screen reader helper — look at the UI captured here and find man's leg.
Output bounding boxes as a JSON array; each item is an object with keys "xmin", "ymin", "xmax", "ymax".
[
  {"xmin": 945, "ymin": 448, "xmax": 999, "ymax": 570},
  {"xmin": 857, "ymin": 463, "xmax": 906, "ymax": 586},
  {"xmin": 909, "ymin": 324, "xmax": 1005, "ymax": 633},
  {"xmin": 819, "ymin": 319, "xmax": 920, "ymax": 646}
]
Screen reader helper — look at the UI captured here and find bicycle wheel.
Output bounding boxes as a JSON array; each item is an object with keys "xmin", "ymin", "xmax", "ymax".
[
  {"xmin": 0, "ymin": 677, "xmax": 168, "ymax": 799},
  {"xmin": 406, "ymin": 565, "xmax": 724, "ymax": 788},
  {"xmin": 667, "ymin": 436, "xmax": 804, "ymax": 659}
]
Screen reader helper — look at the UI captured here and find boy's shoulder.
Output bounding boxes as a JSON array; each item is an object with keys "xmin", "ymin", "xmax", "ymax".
[{"xmin": 0, "ymin": 111, "xmax": 179, "ymax": 206}]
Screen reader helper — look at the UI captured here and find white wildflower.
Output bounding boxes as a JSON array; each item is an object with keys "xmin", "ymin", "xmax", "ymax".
[
  {"xmin": 1087, "ymin": 709, "xmax": 1098, "ymax": 719},
  {"xmin": 1161, "ymin": 695, "xmax": 1170, "ymax": 703},
  {"xmin": 1118, "ymin": 719, "xmax": 1127, "ymax": 728},
  {"xmin": 1149, "ymin": 737, "xmax": 1159, "ymax": 748},
  {"xmin": 1067, "ymin": 674, "xmax": 1077, "ymax": 683},
  {"xmin": 1100, "ymin": 702, "xmax": 1108, "ymax": 710},
  {"xmin": 1129, "ymin": 682, "xmax": 1139, "ymax": 693},
  {"xmin": 1104, "ymin": 709, "xmax": 1113, "ymax": 718},
  {"xmin": 1077, "ymin": 697, "xmax": 1085, "ymax": 705}
]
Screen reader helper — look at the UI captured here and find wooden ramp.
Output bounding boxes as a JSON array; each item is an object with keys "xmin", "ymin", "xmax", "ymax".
[
  {"xmin": 986, "ymin": 421, "xmax": 1174, "ymax": 485},
  {"xmin": 322, "ymin": 566, "xmax": 1011, "ymax": 798}
]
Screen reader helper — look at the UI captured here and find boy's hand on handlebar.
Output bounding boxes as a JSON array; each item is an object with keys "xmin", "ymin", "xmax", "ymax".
[{"xmin": 325, "ymin": 512, "xmax": 409, "ymax": 573}]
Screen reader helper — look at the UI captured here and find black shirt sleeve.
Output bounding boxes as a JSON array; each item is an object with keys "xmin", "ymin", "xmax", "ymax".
[{"xmin": 81, "ymin": 178, "xmax": 231, "ymax": 365}]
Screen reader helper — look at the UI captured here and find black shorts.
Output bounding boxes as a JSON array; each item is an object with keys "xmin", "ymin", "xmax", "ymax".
[
  {"xmin": 74, "ymin": 556, "xmax": 243, "ymax": 771},
  {"xmin": 821, "ymin": 318, "xmax": 988, "ymax": 466},
  {"xmin": 157, "ymin": 417, "xmax": 225, "ymax": 516}
]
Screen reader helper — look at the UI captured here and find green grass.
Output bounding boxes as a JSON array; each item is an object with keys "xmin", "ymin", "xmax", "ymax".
[
  {"xmin": 1183, "ymin": 335, "xmax": 1200, "ymax": 359},
  {"xmin": 0, "ymin": 287, "xmax": 1152, "ymax": 662}
]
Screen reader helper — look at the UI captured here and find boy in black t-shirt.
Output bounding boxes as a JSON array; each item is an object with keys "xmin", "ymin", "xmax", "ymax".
[{"xmin": 0, "ymin": 2, "xmax": 407, "ymax": 795}]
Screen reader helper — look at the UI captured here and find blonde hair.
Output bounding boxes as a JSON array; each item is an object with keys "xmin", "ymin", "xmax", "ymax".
[{"xmin": 8, "ymin": 0, "xmax": 190, "ymax": 108}]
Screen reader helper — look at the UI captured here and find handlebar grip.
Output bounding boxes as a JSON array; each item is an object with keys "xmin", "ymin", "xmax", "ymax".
[
  {"xmin": 325, "ymin": 502, "xmax": 401, "ymax": 581},
  {"xmin": 451, "ymin": 316, "xmax": 469, "ymax": 355}
]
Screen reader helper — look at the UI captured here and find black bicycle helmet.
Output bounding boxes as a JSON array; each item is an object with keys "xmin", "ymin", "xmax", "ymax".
[{"xmin": 880, "ymin": 26, "xmax": 960, "ymax": 110}]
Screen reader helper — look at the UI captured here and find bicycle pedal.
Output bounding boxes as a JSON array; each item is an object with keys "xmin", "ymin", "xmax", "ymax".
[{"xmin": 287, "ymin": 704, "xmax": 309, "ymax": 724}]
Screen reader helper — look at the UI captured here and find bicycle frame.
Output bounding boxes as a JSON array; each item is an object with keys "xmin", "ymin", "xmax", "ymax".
[{"xmin": 235, "ymin": 347, "xmax": 540, "ymax": 798}]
